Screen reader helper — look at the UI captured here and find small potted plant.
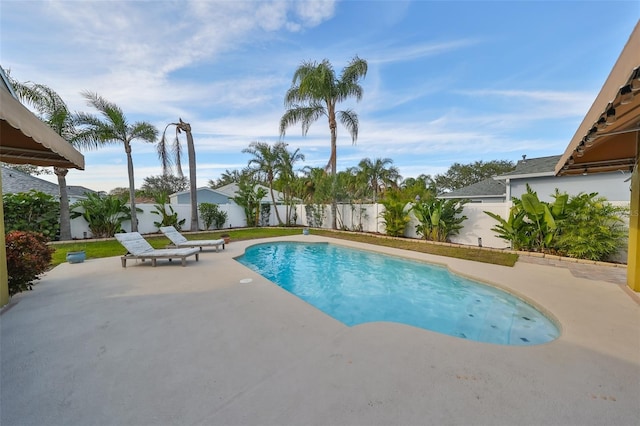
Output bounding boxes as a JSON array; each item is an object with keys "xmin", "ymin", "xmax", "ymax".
[{"xmin": 220, "ymin": 233, "xmax": 231, "ymax": 244}]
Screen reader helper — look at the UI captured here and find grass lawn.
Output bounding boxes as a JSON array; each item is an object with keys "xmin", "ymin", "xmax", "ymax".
[{"xmin": 50, "ymin": 227, "xmax": 518, "ymax": 267}]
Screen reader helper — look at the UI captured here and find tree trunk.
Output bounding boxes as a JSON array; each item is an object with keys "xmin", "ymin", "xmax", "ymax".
[
  {"xmin": 125, "ymin": 141, "xmax": 138, "ymax": 232},
  {"xmin": 55, "ymin": 167, "xmax": 71, "ymax": 240},
  {"xmin": 329, "ymin": 121, "xmax": 338, "ymax": 230},
  {"xmin": 269, "ymin": 182, "xmax": 283, "ymax": 225},
  {"xmin": 185, "ymin": 126, "xmax": 199, "ymax": 231}
]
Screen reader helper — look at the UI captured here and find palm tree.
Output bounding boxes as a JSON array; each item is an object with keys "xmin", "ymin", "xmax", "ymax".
[
  {"xmin": 243, "ymin": 141, "xmax": 286, "ymax": 225},
  {"xmin": 358, "ymin": 157, "xmax": 401, "ymax": 202},
  {"xmin": 8, "ymin": 78, "xmax": 97, "ymax": 240},
  {"xmin": 276, "ymin": 144, "xmax": 305, "ymax": 224},
  {"xmin": 208, "ymin": 169, "xmax": 244, "ymax": 189},
  {"xmin": 159, "ymin": 119, "xmax": 198, "ymax": 231},
  {"xmin": 280, "ymin": 56, "xmax": 368, "ymax": 229},
  {"xmin": 75, "ymin": 92, "xmax": 158, "ymax": 232}
]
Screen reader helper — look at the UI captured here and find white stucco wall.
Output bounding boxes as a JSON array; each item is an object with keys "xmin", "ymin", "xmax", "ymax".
[{"xmin": 510, "ymin": 171, "xmax": 631, "ymax": 202}]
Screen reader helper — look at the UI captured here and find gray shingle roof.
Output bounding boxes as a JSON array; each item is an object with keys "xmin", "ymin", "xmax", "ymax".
[
  {"xmin": 1, "ymin": 166, "xmax": 96, "ymax": 198},
  {"xmin": 497, "ymin": 155, "xmax": 562, "ymax": 177},
  {"xmin": 440, "ymin": 178, "xmax": 506, "ymax": 198}
]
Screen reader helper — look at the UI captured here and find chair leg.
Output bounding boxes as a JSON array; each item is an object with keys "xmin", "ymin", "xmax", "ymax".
[
  {"xmin": 152, "ymin": 259, "xmax": 157, "ymax": 267},
  {"xmin": 181, "ymin": 257, "xmax": 187, "ymax": 266},
  {"xmin": 121, "ymin": 257, "xmax": 127, "ymax": 268}
]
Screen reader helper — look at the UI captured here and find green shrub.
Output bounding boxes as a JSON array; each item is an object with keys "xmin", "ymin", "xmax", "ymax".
[
  {"xmin": 151, "ymin": 193, "xmax": 185, "ymax": 230},
  {"xmin": 379, "ymin": 189, "xmax": 411, "ymax": 237},
  {"xmin": 199, "ymin": 203, "xmax": 228, "ymax": 229},
  {"xmin": 556, "ymin": 193, "xmax": 627, "ymax": 261},
  {"xmin": 70, "ymin": 193, "xmax": 134, "ymax": 238},
  {"xmin": 3, "ymin": 190, "xmax": 60, "ymax": 240},
  {"xmin": 5, "ymin": 231, "xmax": 54, "ymax": 296},
  {"xmin": 412, "ymin": 197, "xmax": 468, "ymax": 242},
  {"xmin": 485, "ymin": 188, "xmax": 627, "ymax": 261}
]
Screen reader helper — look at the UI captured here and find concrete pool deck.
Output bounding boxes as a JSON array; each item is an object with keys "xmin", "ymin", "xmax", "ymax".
[{"xmin": 1, "ymin": 235, "xmax": 639, "ymax": 426}]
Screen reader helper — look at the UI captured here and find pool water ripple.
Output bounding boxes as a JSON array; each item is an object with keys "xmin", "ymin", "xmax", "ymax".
[{"xmin": 236, "ymin": 242, "xmax": 559, "ymax": 346}]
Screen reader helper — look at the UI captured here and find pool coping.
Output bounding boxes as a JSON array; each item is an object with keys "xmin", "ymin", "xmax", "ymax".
[{"xmin": 2, "ymin": 234, "xmax": 639, "ymax": 425}]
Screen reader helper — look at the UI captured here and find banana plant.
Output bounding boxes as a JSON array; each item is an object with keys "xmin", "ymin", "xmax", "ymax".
[
  {"xmin": 412, "ymin": 197, "xmax": 468, "ymax": 242},
  {"xmin": 484, "ymin": 206, "xmax": 530, "ymax": 250}
]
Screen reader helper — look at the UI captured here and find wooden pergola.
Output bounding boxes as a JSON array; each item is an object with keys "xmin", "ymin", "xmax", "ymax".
[{"xmin": 556, "ymin": 21, "xmax": 640, "ymax": 290}]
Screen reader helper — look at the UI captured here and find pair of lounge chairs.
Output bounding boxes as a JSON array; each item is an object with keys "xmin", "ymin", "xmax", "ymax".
[{"xmin": 114, "ymin": 227, "xmax": 225, "ymax": 268}]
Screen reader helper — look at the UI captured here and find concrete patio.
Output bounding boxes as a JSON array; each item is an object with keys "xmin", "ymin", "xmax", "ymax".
[{"xmin": 1, "ymin": 235, "xmax": 639, "ymax": 426}]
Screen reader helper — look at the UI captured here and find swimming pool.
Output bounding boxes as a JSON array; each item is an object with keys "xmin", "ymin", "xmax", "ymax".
[{"xmin": 237, "ymin": 242, "xmax": 559, "ymax": 345}]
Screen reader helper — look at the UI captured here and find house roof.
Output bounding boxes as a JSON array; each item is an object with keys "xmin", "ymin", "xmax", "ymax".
[
  {"xmin": 495, "ymin": 155, "xmax": 562, "ymax": 179},
  {"xmin": 439, "ymin": 178, "xmax": 506, "ymax": 199},
  {"xmin": 1, "ymin": 165, "xmax": 96, "ymax": 198},
  {"xmin": 171, "ymin": 186, "xmax": 228, "ymax": 198}
]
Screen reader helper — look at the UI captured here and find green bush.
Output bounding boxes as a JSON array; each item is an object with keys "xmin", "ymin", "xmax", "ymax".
[
  {"xmin": 151, "ymin": 193, "xmax": 185, "ymax": 230},
  {"xmin": 199, "ymin": 203, "xmax": 228, "ymax": 229},
  {"xmin": 3, "ymin": 190, "xmax": 60, "ymax": 240},
  {"xmin": 70, "ymin": 193, "xmax": 134, "ymax": 238},
  {"xmin": 411, "ymin": 197, "xmax": 468, "ymax": 242},
  {"xmin": 485, "ymin": 188, "xmax": 627, "ymax": 261},
  {"xmin": 379, "ymin": 189, "xmax": 411, "ymax": 237},
  {"xmin": 556, "ymin": 193, "xmax": 627, "ymax": 261},
  {"xmin": 5, "ymin": 231, "xmax": 54, "ymax": 296}
]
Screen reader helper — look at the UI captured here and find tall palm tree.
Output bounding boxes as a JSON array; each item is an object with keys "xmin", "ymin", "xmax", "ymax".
[
  {"xmin": 9, "ymin": 78, "xmax": 97, "ymax": 240},
  {"xmin": 280, "ymin": 56, "xmax": 368, "ymax": 229},
  {"xmin": 159, "ymin": 119, "xmax": 198, "ymax": 231},
  {"xmin": 358, "ymin": 157, "xmax": 401, "ymax": 202},
  {"xmin": 243, "ymin": 141, "xmax": 286, "ymax": 225},
  {"xmin": 75, "ymin": 92, "xmax": 158, "ymax": 232}
]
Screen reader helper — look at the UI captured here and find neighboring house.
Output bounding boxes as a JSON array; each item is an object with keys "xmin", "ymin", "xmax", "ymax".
[
  {"xmin": 215, "ymin": 183, "xmax": 290, "ymax": 204},
  {"xmin": 440, "ymin": 155, "xmax": 630, "ymax": 203},
  {"xmin": 170, "ymin": 183, "xmax": 290, "ymax": 205},
  {"xmin": 169, "ymin": 187, "xmax": 230, "ymax": 205},
  {"xmin": 1, "ymin": 165, "xmax": 97, "ymax": 201},
  {"xmin": 439, "ymin": 178, "xmax": 506, "ymax": 203}
]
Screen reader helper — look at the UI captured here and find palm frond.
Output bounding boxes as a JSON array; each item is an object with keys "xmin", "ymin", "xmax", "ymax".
[{"xmin": 338, "ymin": 109, "xmax": 359, "ymax": 143}]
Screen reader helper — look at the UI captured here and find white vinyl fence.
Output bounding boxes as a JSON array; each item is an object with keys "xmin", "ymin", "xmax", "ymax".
[{"xmin": 68, "ymin": 200, "xmax": 629, "ymax": 261}]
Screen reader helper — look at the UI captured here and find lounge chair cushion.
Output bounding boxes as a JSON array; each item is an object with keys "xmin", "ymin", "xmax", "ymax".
[
  {"xmin": 114, "ymin": 232, "xmax": 200, "ymax": 267},
  {"xmin": 160, "ymin": 226, "xmax": 225, "ymax": 251}
]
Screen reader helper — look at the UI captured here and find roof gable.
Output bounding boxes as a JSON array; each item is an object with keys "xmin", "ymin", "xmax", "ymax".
[
  {"xmin": 1, "ymin": 165, "xmax": 96, "ymax": 198},
  {"xmin": 440, "ymin": 178, "xmax": 506, "ymax": 198},
  {"xmin": 496, "ymin": 155, "xmax": 562, "ymax": 179}
]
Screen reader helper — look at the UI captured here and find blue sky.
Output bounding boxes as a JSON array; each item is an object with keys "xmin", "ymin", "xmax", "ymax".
[{"xmin": 1, "ymin": 1, "xmax": 638, "ymax": 192}]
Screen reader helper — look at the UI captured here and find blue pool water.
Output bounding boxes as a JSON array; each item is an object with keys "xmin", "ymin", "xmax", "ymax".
[{"xmin": 237, "ymin": 242, "xmax": 559, "ymax": 345}]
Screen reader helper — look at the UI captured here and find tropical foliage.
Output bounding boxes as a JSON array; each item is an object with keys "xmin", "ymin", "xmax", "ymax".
[
  {"xmin": 5, "ymin": 231, "xmax": 54, "ymax": 296},
  {"xmin": 232, "ymin": 176, "xmax": 268, "ymax": 227},
  {"xmin": 280, "ymin": 56, "xmax": 368, "ymax": 229},
  {"xmin": 3, "ymin": 190, "xmax": 60, "ymax": 240},
  {"xmin": 158, "ymin": 119, "xmax": 198, "ymax": 231},
  {"xmin": 70, "ymin": 193, "xmax": 134, "ymax": 238},
  {"xmin": 150, "ymin": 193, "xmax": 185, "ymax": 230},
  {"xmin": 357, "ymin": 157, "xmax": 401, "ymax": 202},
  {"xmin": 208, "ymin": 169, "xmax": 247, "ymax": 189},
  {"xmin": 199, "ymin": 203, "xmax": 228, "ymax": 230},
  {"xmin": 555, "ymin": 192, "xmax": 627, "ymax": 260},
  {"xmin": 485, "ymin": 186, "xmax": 627, "ymax": 261},
  {"xmin": 141, "ymin": 175, "xmax": 188, "ymax": 197},
  {"xmin": 379, "ymin": 189, "xmax": 411, "ymax": 237},
  {"xmin": 411, "ymin": 197, "xmax": 468, "ymax": 242},
  {"xmin": 8, "ymin": 76, "xmax": 95, "ymax": 240},
  {"xmin": 75, "ymin": 91, "xmax": 158, "ymax": 232}
]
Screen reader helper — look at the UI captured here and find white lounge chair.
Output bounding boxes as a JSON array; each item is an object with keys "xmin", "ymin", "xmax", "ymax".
[
  {"xmin": 160, "ymin": 226, "xmax": 225, "ymax": 252},
  {"xmin": 114, "ymin": 232, "xmax": 200, "ymax": 267}
]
